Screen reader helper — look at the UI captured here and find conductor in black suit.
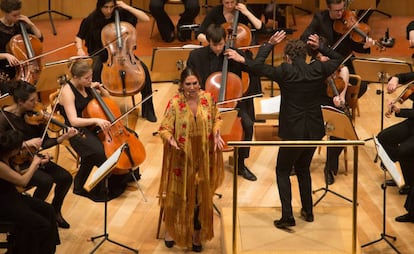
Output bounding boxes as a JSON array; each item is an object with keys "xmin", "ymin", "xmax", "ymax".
[{"xmin": 227, "ymin": 33, "xmax": 343, "ymax": 229}]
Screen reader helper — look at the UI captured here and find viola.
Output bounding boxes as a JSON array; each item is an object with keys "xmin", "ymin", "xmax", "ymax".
[
  {"xmin": 82, "ymin": 88, "xmax": 145, "ymax": 174},
  {"xmin": 333, "ymin": 10, "xmax": 385, "ymax": 51},
  {"xmin": 7, "ymin": 21, "xmax": 42, "ymax": 84},
  {"xmin": 100, "ymin": 2, "xmax": 145, "ymax": 96}
]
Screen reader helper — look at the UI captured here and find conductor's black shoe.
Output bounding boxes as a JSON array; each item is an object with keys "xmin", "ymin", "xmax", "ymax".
[
  {"xmin": 324, "ymin": 169, "xmax": 335, "ymax": 185},
  {"xmin": 300, "ymin": 208, "xmax": 314, "ymax": 222},
  {"xmin": 192, "ymin": 243, "xmax": 202, "ymax": 252},
  {"xmin": 399, "ymin": 185, "xmax": 411, "ymax": 195},
  {"xmin": 164, "ymin": 240, "xmax": 175, "ymax": 248},
  {"xmin": 238, "ymin": 165, "xmax": 257, "ymax": 181},
  {"xmin": 273, "ymin": 217, "xmax": 296, "ymax": 229},
  {"xmin": 395, "ymin": 213, "xmax": 414, "ymax": 223}
]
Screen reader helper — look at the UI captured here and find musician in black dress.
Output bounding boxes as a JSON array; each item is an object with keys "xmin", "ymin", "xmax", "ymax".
[
  {"xmin": 0, "ymin": 129, "xmax": 60, "ymax": 254},
  {"xmin": 0, "ymin": 0, "xmax": 42, "ymax": 92},
  {"xmin": 187, "ymin": 24, "xmax": 258, "ymax": 181},
  {"xmin": 0, "ymin": 80, "xmax": 76, "ymax": 229},
  {"xmin": 227, "ymin": 33, "xmax": 342, "ymax": 228},
  {"xmin": 75, "ymin": 0, "xmax": 157, "ymax": 122}
]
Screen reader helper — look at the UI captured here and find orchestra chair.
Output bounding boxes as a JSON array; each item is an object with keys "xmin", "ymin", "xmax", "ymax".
[{"xmin": 0, "ymin": 220, "xmax": 15, "ymax": 253}]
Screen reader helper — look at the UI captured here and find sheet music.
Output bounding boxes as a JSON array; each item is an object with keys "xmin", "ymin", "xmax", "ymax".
[
  {"xmin": 84, "ymin": 143, "xmax": 125, "ymax": 191},
  {"xmin": 373, "ymin": 136, "xmax": 405, "ymax": 188},
  {"xmin": 260, "ymin": 96, "xmax": 281, "ymax": 114}
]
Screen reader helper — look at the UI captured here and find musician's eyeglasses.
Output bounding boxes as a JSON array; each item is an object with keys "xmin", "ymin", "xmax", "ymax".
[{"xmin": 329, "ymin": 7, "xmax": 345, "ymax": 13}]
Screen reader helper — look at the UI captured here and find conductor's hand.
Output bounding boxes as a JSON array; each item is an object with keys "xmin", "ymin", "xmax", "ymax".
[
  {"xmin": 225, "ymin": 49, "xmax": 245, "ymax": 63},
  {"xmin": 387, "ymin": 76, "xmax": 399, "ymax": 94},
  {"xmin": 268, "ymin": 30, "xmax": 286, "ymax": 45},
  {"xmin": 168, "ymin": 136, "xmax": 180, "ymax": 150},
  {"xmin": 214, "ymin": 130, "xmax": 224, "ymax": 151}
]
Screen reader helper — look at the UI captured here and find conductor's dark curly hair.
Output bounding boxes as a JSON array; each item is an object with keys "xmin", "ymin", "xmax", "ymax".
[{"xmin": 284, "ymin": 39, "xmax": 307, "ymax": 62}]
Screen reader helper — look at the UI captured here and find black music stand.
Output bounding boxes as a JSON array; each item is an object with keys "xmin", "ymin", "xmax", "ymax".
[
  {"xmin": 37, "ymin": 61, "xmax": 70, "ymax": 93},
  {"xmin": 352, "ymin": 58, "xmax": 412, "ymax": 132},
  {"xmin": 312, "ymin": 106, "xmax": 358, "ymax": 206},
  {"xmin": 361, "ymin": 137, "xmax": 402, "ymax": 254},
  {"xmin": 150, "ymin": 46, "xmax": 198, "ymax": 83},
  {"xmin": 29, "ymin": 0, "xmax": 72, "ymax": 36},
  {"xmin": 84, "ymin": 143, "xmax": 139, "ymax": 254}
]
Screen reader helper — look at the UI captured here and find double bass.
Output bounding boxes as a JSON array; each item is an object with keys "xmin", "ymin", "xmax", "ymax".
[
  {"xmin": 7, "ymin": 21, "xmax": 42, "ymax": 84},
  {"xmin": 82, "ymin": 88, "xmax": 145, "ymax": 174},
  {"xmin": 100, "ymin": 1, "xmax": 145, "ymax": 96}
]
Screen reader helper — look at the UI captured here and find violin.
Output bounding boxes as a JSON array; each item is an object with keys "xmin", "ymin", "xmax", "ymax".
[
  {"xmin": 385, "ymin": 80, "xmax": 414, "ymax": 117},
  {"xmin": 100, "ymin": 1, "xmax": 145, "ymax": 96},
  {"xmin": 82, "ymin": 88, "xmax": 145, "ymax": 174},
  {"xmin": 333, "ymin": 9, "xmax": 385, "ymax": 51},
  {"xmin": 7, "ymin": 21, "xmax": 42, "ymax": 84}
]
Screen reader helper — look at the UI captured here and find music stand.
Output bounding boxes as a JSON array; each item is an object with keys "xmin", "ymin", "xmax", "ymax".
[
  {"xmin": 84, "ymin": 143, "xmax": 138, "ymax": 254},
  {"xmin": 37, "ymin": 61, "xmax": 71, "ymax": 94},
  {"xmin": 29, "ymin": 0, "xmax": 72, "ymax": 36},
  {"xmin": 352, "ymin": 58, "xmax": 412, "ymax": 132},
  {"xmin": 150, "ymin": 46, "xmax": 198, "ymax": 83},
  {"xmin": 312, "ymin": 106, "xmax": 358, "ymax": 206},
  {"xmin": 361, "ymin": 137, "xmax": 402, "ymax": 254}
]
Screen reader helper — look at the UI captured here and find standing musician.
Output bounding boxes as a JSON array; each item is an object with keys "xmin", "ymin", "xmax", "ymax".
[
  {"xmin": 377, "ymin": 71, "xmax": 414, "ymax": 196},
  {"xmin": 187, "ymin": 24, "xmax": 257, "ymax": 181},
  {"xmin": 195, "ymin": 0, "xmax": 263, "ymax": 45},
  {"xmin": 75, "ymin": 0, "xmax": 157, "ymax": 122},
  {"xmin": 0, "ymin": 129, "xmax": 60, "ymax": 254},
  {"xmin": 58, "ymin": 59, "xmax": 139, "ymax": 202},
  {"xmin": 227, "ymin": 33, "xmax": 343, "ymax": 229},
  {"xmin": 300, "ymin": 0, "xmax": 376, "ymax": 185},
  {"xmin": 0, "ymin": 0, "xmax": 42, "ymax": 92},
  {"xmin": 0, "ymin": 80, "xmax": 77, "ymax": 229}
]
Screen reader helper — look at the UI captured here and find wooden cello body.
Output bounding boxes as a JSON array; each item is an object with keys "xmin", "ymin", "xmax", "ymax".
[
  {"xmin": 101, "ymin": 7, "xmax": 145, "ymax": 96},
  {"xmin": 7, "ymin": 22, "xmax": 42, "ymax": 84},
  {"xmin": 82, "ymin": 89, "xmax": 146, "ymax": 174}
]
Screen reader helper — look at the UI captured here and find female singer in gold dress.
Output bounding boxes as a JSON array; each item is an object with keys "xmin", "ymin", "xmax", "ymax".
[{"xmin": 158, "ymin": 67, "xmax": 224, "ymax": 252}]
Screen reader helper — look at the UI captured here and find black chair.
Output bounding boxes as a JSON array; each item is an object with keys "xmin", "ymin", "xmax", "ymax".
[{"xmin": 29, "ymin": 0, "xmax": 72, "ymax": 36}]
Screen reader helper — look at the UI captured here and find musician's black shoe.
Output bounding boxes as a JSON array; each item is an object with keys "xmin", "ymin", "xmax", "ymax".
[
  {"xmin": 324, "ymin": 169, "xmax": 335, "ymax": 185},
  {"xmin": 395, "ymin": 213, "xmax": 414, "ymax": 223},
  {"xmin": 399, "ymin": 185, "xmax": 411, "ymax": 195},
  {"xmin": 164, "ymin": 240, "xmax": 175, "ymax": 248},
  {"xmin": 177, "ymin": 26, "xmax": 192, "ymax": 42},
  {"xmin": 143, "ymin": 111, "xmax": 157, "ymax": 122},
  {"xmin": 192, "ymin": 244, "xmax": 202, "ymax": 252},
  {"xmin": 300, "ymin": 208, "xmax": 314, "ymax": 222},
  {"xmin": 56, "ymin": 212, "xmax": 70, "ymax": 229},
  {"xmin": 273, "ymin": 216, "xmax": 296, "ymax": 229},
  {"xmin": 238, "ymin": 164, "xmax": 257, "ymax": 181}
]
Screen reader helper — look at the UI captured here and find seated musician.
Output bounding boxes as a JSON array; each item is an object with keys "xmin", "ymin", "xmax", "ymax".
[
  {"xmin": 58, "ymin": 59, "xmax": 139, "ymax": 202},
  {"xmin": 0, "ymin": 0, "xmax": 42, "ymax": 92},
  {"xmin": 195, "ymin": 0, "xmax": 264, "ymax": 45},
  {"xmin": 75, "ymin": 0, "xmax": 157, "ymax": 122},
  {"xmin": 187, "ymin": 24, "xmax": 257, "ymax": 181},
  {"xmin": 377, "ymin": 71, "xmax": 414, "ymax": 196},
  {"xmin": 0, "ymin": 129, "xmax": 60, "ymax": 254},
  {"xmin": 0, "ymin": 80, "xmax": 76, "ymax": 229}
]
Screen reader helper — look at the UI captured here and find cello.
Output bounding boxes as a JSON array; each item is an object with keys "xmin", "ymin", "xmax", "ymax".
[
  {"xmin": 100, "ymin": 1, "xmax": 145, "ymax": 96},
  {"xmin": 205, "ymin": 14, "xmax": 244, "ymax": 151},
  {"xmin": 7, "ymin": 21, "xmax": 42, "ymax": 85},
  {"xmin": 82, "ymin": 88, "xmax": 145, "ymax": 174}
]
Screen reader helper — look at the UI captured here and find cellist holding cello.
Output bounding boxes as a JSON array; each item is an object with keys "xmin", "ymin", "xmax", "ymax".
[
  {"xmin": 75, "ymin": 0, "xmax": 157, "ymax": 122},
  {"xmin": 58, "ymin": 59, "xmax": 140, "ymax": 202},
  {"xmin": 0, "ymin": 0, "xmax": 42, "ymax": 92}
]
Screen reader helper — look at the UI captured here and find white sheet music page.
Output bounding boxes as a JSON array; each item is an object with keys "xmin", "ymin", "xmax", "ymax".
[
  {"xmin": 373, "ymin": 136, "xmax": 405, "ymax": 188},
  {"xmin": 260, "ymin": 95, "xmax": 281, "ymax": 114}
]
